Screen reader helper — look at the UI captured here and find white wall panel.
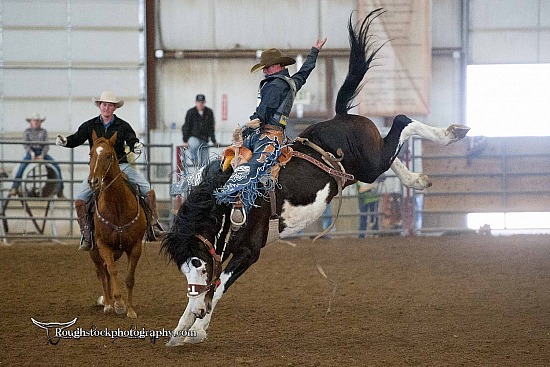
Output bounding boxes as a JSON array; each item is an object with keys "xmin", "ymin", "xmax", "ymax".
[
  {"xmin": 541, "ymin": 31, "xmax": 550, "ymax": 62},
  {"xmin": 432, "ymin": 0, "xmax": 462, "ymax": 48},
  {"xmin": 470, "ymin": 31, "xmax": 540, "ymax": 64},
  {"xmin": 2, "ymin": 0, "xmax": 67, "ymax": 26},
  {"xmin": 470, "ymin": 0, "xmax": 540, "ymax": 28},
  {"xmin": 427, "ymin": 55, "xmax": 461, "ymax": 126},
  {"xmin": 320, "ymin": 0, "xmax": 357, "ymax": 48},
  {"xmin": 0, "ymin": 0, "xmax": 145, "ymax": 139},
  {"xmin": 3, "ymin": 69, "xmax": 69, "ymax": 97},
  {"xmin": 70, "ymin": 0, "xmax": 140, "ymax": 27},
  {"xmin": 159, "ymin": 0, "xmax": 216, "ymax": 49},
  {"xmin": 542, "ymin": 0, "xmax": 550, "ymax": 26},
  {"xmin": 70, "ymin": 70, "xmax": 141, "ymax": 97},
  {"xmin": 159, "ymin": 0, "xmax": 356, "ymax": 50},
  {"xmin": 70, "ymin": 30, "xmax": 141, "ymax": 62},
  {"xmin": 3, "ymin": 30, "xmax": 67, "ymax": 62},
  {"xmin": 469, "ymin": 0, "xmax": 548, "ymax": 64}
]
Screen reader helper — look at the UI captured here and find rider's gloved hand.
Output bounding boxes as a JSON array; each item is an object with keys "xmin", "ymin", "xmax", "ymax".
[
  {"xmin": 133, "ymin": 142, "xmax": 143, "ymax": 155},
  {"xmin": 56, "ymin": 134, "xmax": 67, "ymax": 146},
  {"xmin": 244, "ymin": 118, "xmax": 260, "ymax": 129}
]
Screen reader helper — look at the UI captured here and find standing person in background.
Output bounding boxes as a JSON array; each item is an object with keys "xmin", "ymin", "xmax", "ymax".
[
  {"xmin": 182, "ymin": 94, "xmax": 217, "ymax": 166},
  {"xmin": 356, "ymin": 174, "xmax": 385, "ymax": 238},
  {"xmin": 9, "ymin": 113, "xmax": 64, "ymax": 198}
]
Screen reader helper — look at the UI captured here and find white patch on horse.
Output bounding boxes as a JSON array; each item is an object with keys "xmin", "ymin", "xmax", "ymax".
[
  {"xmin": 279, "ymin": 183, "xmax": 331, "ymax": 238},
  {"xmin": 93, "ymin": 146, "xmax": 104, "ymax": 175}
]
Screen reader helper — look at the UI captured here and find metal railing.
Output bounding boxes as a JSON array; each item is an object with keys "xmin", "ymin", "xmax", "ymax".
[{"xmin": 0, "ymin": 140, "xmax": 173, "ymax": 243}]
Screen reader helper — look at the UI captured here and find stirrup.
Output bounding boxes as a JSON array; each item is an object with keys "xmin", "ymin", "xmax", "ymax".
[{"xmin": 230, "ymin": 205, "xmax": 246, "ymax": 230}]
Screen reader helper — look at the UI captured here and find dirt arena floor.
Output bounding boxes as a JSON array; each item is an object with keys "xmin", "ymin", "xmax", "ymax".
[{"xmin": 2, "ymin": 234, "xmax": 550, "ymax": 366}]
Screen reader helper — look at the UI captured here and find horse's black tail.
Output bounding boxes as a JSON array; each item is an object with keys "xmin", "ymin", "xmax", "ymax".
[{"xmin": 335, "ymin": 8, "xmax": 386, "ymax": 116}]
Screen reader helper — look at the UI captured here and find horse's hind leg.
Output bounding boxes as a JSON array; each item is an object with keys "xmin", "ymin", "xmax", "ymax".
[
  {"xmin": 391, "ymin": 158, "xmax": 432, "ymax": 190},
  {"xmin": 125, "ymin": 241, "xmax": 142, "ymax": 319},
  {"xmin": 399, "ymin": 116, "xmax": 470, "ymax": 146}
]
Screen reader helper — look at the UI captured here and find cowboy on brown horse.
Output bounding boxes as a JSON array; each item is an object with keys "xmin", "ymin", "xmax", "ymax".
[{"xmin": 56, "ymin": 91, "xmax": 165, "ymax": 250}]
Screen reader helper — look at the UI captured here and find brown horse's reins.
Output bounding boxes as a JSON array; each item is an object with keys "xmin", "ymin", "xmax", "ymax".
[{"xmin": 186, "ymin": 234, "xmax": 223, "ymax": 297}]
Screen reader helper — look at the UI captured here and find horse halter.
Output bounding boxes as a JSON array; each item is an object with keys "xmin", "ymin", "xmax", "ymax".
[{"xmin": 186, "ymin": 234, "xmax": 222, "ymax": 298}]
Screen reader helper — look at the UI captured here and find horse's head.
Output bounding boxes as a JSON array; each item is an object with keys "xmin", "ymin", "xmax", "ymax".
[
  {"xmin": 181, "ymin": 234, "xmax": 222, "ymax": 318},
  {"xmin": 88, "ymin": 130, "xmax": 119, "ymax": 193},
  {"xmin": 161, "ymin": 162, "xmax": 232, "ymax": 319}
]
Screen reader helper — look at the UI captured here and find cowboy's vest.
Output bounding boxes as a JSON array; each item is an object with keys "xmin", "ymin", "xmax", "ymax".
[{"xmin": 257, "ymin": 75, "xmax": 297, "ymax": 128}]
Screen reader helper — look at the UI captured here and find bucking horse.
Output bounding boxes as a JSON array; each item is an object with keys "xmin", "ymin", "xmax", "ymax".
[{"xmin": 161, "ymin": 9, "xmax": 470, "ymax": 346}]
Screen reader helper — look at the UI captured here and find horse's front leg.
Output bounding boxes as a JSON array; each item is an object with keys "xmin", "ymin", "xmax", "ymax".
[
  {"xmin": 165, "ymin": 301, "xmax": 197, "ymax": 347},
  {"xmin": 182, "ymin": 271, "xmax": 231, "ymax": 344},
  {"xmin": 90, "ymin": 249, "xmax": 113, "ymax": 314},
  {"xmin": 125, "ymin": 240, "xmax": 142, "ymax": 319},
  {"xmin": 96, "ymin": 241, "xmax": 125, "ymax": 315}
]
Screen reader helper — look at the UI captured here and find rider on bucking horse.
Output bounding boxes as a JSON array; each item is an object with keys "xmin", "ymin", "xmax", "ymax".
[{"xmin": 214, "ymin": 38, "xmax": 327, "ymax": 227}]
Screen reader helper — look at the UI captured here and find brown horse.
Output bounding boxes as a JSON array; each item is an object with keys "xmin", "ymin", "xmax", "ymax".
[{"xmin": 87, "ymin": 130, "xmax": 147, "ymax": 318}]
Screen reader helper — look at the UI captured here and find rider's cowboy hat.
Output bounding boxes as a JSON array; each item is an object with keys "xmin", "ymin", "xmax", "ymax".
[
  {"xmin": 92, "ymin": 91, "xmax": 124, "ymax": 108},
  {"xmin": 26, "ymin": 112, "xmax": 46, "ymax": 122},
  {"xmin": 250, "ymin": 48, "xmax": 296, "ymax": 73}
]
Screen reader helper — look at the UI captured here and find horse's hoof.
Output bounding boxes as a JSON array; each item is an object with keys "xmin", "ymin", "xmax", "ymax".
[
  {"xmin": 103, "ymin": 304, "xmax": 113, "ymax": 314},
  {"xmin": 184, "ymin": 329, "xmax": 206, "ymax": 344},
  {"xmin": 114, "ymin": 302, "xmax": 126, "ymax": 315},
  {"xmin": 447, "ymin": 124, "xmax": 470, "ymax": 141},
  {"xmin": 97, "ymin": 296, "xmax": 104, "ymax": 306},
  {"xmin": 127, "ymin": 309, "xmax": 137, "ymax": 319},
  {"xmin": 166, "ymin": 336, "xmax": 185, "ymax": 347},
  {"xmin": 412, "ymin": 173, "xmax": 432, "ymax": 190}
]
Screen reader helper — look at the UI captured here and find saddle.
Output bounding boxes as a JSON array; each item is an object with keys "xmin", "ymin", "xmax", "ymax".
[{"xmin": 86, "ymin": 179, "xmax": 156, "ymax": 242}]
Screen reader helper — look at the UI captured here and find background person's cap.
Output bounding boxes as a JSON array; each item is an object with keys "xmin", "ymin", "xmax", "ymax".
[{"xmin": 196, "ymin": 94, "xmax": 206, "ymax": 102}]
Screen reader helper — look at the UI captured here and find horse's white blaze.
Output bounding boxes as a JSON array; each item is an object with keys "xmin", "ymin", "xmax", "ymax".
[
  {"xmin": 92, "ymin": 146, "xmax": 104, "ymax": 176},
  {"xmin": 279, "ymin": 183, "xmax": 331, "ymax": 238}
]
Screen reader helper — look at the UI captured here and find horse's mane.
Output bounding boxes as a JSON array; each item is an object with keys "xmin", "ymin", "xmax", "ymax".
[
  {"xmin": 160, "ymin": 161, "xmax": 231, "ymax": 267},
  {"xmin": 335, "ymin": 8, "xmax": 386, "ymax": 116}
]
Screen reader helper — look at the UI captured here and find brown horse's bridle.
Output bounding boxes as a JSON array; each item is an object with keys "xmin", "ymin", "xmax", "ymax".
[
  {"xmin": 92, "ymin": 143, "xmax": 141, "ymax": 248},
  {"xmin": 186, "ymin": 234, "xmax": 222, "ymax": 298}
]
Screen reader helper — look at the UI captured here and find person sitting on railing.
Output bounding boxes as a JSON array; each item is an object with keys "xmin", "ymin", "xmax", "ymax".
[{"xmin": 8, "ymin": 113, "xmax": 64, "ymax": 198}]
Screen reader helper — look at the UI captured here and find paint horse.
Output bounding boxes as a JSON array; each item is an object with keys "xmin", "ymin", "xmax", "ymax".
[
  {"xmin": 161, "ymin": 9, "xmax": 470, "ymax": 345},
  {"xmin": 88, "ymin": 130, "xmax": 147, "ymax": 318}
]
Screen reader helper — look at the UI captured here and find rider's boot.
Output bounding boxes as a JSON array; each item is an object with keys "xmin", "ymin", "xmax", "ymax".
[
  {"xmin": 75, "ymin": 199, "xmax": 93, "ymax": 251},
  {"xmin": 146, "ymin": 189, "xmax": 166, "ymax": 240}
]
